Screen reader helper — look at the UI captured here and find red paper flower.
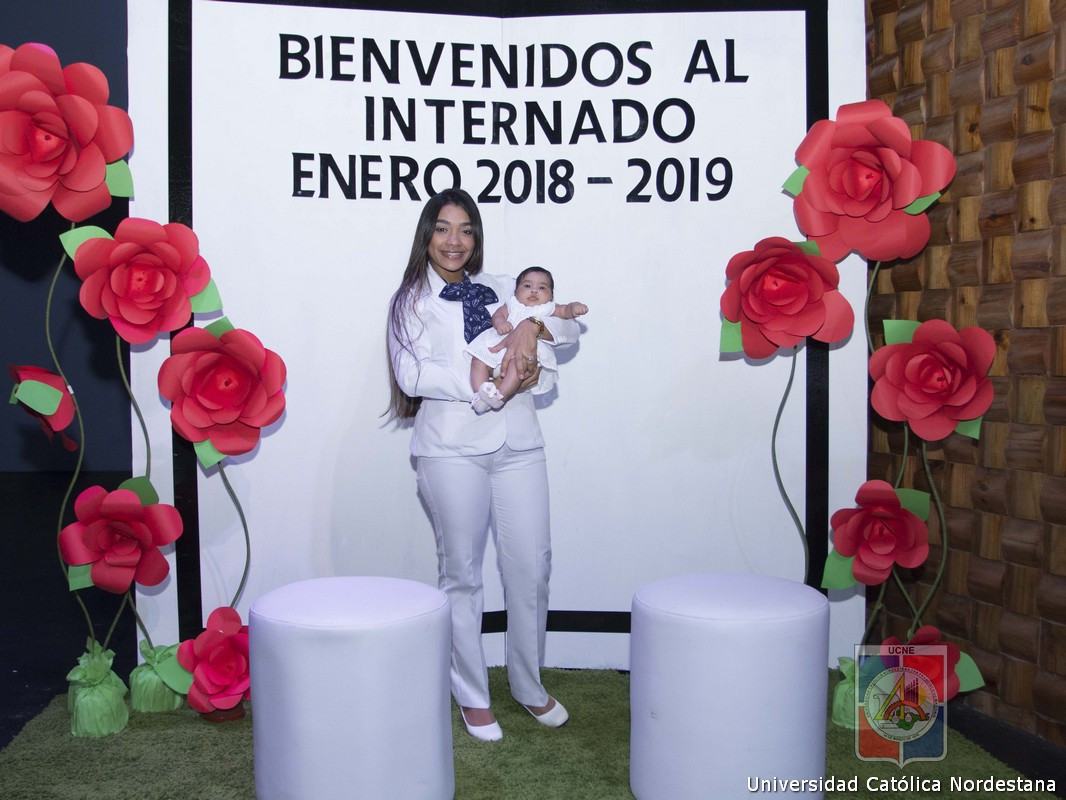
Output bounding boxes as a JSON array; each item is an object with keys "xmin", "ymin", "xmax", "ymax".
[
  {"xmin": 721, "ymin": 236, "xmax": 854, "ymax": 359},
  {"xmin": 58, "ymin": 485, "xmax": 183, "ymax": 594},
  {"xmin": 158, "ymin": 327, "xmax": 286, "ymax": 456},
  {"xmin": 791, "ymin": 99, "xmax": 955, "ymax": 263},
  {"xmin": 869, "ymin": 319, "xmax": 995, "ymax": 441},
  {"xmin": 882, "ymin": 625, "xmax": 961, "ymax": 702},
  {"xmin": 74, "ymin": 218, "xmax": 211, "ymax": 344},
  {"xmin": 8, "ymin": 364, "xmax": 76, "ymax": 449},
  {"xmin": 0, "ymin": 43, "xmax": 133, "ymax": 222},
  {"xmin": 831, "ymin": 480, "xmax": 928, "ymax": 585},
  {"xmin": 177, "ymin": 607, "xmax": 250, "ymax": 713}
]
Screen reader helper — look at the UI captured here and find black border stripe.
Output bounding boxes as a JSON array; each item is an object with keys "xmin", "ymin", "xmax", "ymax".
[
  {"xmin": 169, "ymin": 0, "xmax": 203, "ymax": 640},
  {"xmin": 169, "ymin": 0, "xmax": 832, "ymax": 634},
  {"xmin": 484, "ymin": 610, "xmax": 632, "ymax": 634},
  {"xmin": 803, "ymin": 0, "xmax": 830, "ymax": 593}
]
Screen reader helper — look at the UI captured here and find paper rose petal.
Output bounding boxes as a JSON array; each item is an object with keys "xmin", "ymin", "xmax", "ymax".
[
  {"xmin": 73, "ymin": 217, "xmax": 211, "ymax": 343},
  {"xmin": 0, "ymin": 42, "xmax": 133, "ymax": 222},
  {"xmin": 176, "ymin": 607, "xmax": 251, "ymax": 713},
  {"xmin": 869, "ymin": 320, "xmax": 995, "ymax": 441},
  {"xmin": 58, "ymin": 485, "xmax": 183, "ymax": 594},
  {"xmin": 788, "ymin": 99, "xmax": 955, "ymax": 263},
  {"xmin": 8, "ymin": 364, "xmax": 78, "ymax": 449},
  {"xmin": 830, "ymin": 480, "xmax": 929, "ymax": 586},
  {"xmin": 720, "ymin": 237, "xmax": 854, "ymax": 359},
  {"xmin": 159, "ymin": 327, "xmax": 287, "ymax": 457},
  {"xmin": 882, "ymin": 626, "xmax": 962, "ymax": 701}
]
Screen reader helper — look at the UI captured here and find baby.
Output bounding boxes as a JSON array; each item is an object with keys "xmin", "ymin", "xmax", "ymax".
[{"xmin": 467, "ymin": 267, "xmax": 588, "ymax": 414}]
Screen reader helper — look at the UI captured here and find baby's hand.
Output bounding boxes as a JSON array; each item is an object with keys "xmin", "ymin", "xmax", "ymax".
[
  {"xmin": 492, "ymin": 304, "xmax": 512, "ymax": 334},
  {"xmin": 566, "ymin": 301, "xmax": 589, "ymax": 317}
]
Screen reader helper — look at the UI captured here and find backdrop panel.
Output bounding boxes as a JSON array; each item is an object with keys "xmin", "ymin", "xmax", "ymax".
[{"xmin": 131, "ymin": 0, "xmax": 868, "ymax": 668}]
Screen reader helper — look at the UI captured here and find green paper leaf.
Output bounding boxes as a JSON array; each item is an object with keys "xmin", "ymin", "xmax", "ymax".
[
  {"xmin": 719, "ymin": 318, "xmax": 743, "ymax": 353},
  {"xmin": 105, "ymin": 160, "xmax": 134, "ymax": 198},
  {"xmin": 190, "ymin": 279, "xmax": 223, "ymax": 314},
  {"xmin": 954, "ymin": 416, "xmax": 983, "ymax": 440},
  {"xmin": 154, "ymin": 651, "xmax": 194, "ymax": 695},
  {"xmin": 882, "ymin": 319, "xmax": 920, "ymax": 345},
  {"xmin": 895, "ymin": 487, "xmax": 931, "ymax": 521},
  {"xmin": 796, "ymin": 239, "xmax": 821, "ymax": 256},
  {"xmin": 68, "ymin": 564, "xmax": 94, "ymax": 591},
  {"xmin": 955, "ymin": 651, "xmax": 985, "ymax": 693},
  {"xmin": 59, "ymin": 226, "xmax": 112, "ymax": 259},
  {"xmin": 194, "ymin": 438, "xmax": 226, "ymax": 468},
  {"xmin": 205, "ymin": 317, "xmax": 235, "ymax": 338},
  {"xmin": 13, "ymin": 380, "xmax": 63, "ymax": 415},
  {"xmin": 782, "ymin": 165, "xmax": 809, "ymax": 196},
  {"xmin": 118, "ymin": 476, "xmax": 159, "ymax": 506},
  {"xmin": 903, "ymin": 191, "xmax": 941, "ymax": 215},
  {"xmin": 821, "ymin": 549, "xmax": 858, "ymax": 590}
]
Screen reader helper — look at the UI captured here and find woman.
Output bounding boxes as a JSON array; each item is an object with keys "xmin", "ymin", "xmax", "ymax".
[{"xmin": 387, "ymin": 189, "xmax": 578, "ymax": 741}]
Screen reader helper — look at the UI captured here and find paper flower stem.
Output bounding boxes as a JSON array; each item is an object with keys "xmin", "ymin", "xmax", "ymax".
[
  {"xmin": 893, "ymin": 424, "xmax": 910, "ymax": 489},
  {"xmin": 908, "ymin": 437, "xmax": 949, "ymax": 639},
  {"xmin": 861, "ymin": 581, "xmax": 888, "ymax": 645},
  {"xmin": 124, "ymin": 590, "xmax": 154, "ymax": 649},
  {"xmin": 891, "ymin": 567, "xmax": 921, "ymax": 622},
  {"xmin": 101, "ymin": 592, "xmax": 129, "ymax": 651},
  {"xmin": 115, "ymin": 335, "xmax": 151, "ymax": 481},
  {"xmin": 771, "ymin": 347, "xmax": 807, "ymax": 581},
  {"xmin": 218, "ymin": 463, "xmax": 251, "ymax": 609},
  {"xmin": 44, "ymin": 235, "xmax": 95, "ymax": 640},
  {"xmin": 864, "ymin": 261, "xmax": 882, "ymax": 355}
]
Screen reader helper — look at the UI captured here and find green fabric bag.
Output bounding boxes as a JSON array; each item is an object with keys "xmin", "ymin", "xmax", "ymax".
[
  {"xmin": 130, "ymin": 641, "xmax": 186, "ymax": 713},
  {"xmin": 830, "ymin": 656, "xmax": 858, "ymax": 729},
  {"xmin": 66, "ymin": 638, "xmax": 129, "ymax": 737}
]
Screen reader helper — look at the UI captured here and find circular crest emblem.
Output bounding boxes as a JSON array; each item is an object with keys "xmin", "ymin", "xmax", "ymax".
[{"xmin": 861, "ymin": 665, "xmax": 939, "ymax": 743}]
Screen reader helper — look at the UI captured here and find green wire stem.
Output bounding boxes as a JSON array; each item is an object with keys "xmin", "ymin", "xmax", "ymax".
[
  {"xmin": 219, "ymin": 462, "xmax": 252, "ymax": 610},
  {"xmin": 770, "ymin": 347, "xmax": 808, "ymax": 582}
]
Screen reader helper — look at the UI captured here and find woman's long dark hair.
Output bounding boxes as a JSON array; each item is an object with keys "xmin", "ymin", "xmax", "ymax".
[{"xmin": 386, "ymin": 189, "xmax": 485, "ymax": 420}]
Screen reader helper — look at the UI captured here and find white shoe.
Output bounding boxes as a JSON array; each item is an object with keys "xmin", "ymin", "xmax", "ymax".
[
  {"xmin": 470, "ymin": 394, "xmax": 492, "ymax": 414},
  {"xmin": 477, "ymin": 381, "xmax": 505, "ymax": 410},
  {"xmin": 460, "ymin": 708, "xmax": 503, "ymax": 742},
  {"xmin": 524, "ymin": 697, "xmax": 568, "ymax": 728}
]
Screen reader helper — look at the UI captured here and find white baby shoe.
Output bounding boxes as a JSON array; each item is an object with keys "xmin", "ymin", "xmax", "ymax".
[{"xmin": 470, "ymin": 381, "xmax": 505, "ymax": 414}]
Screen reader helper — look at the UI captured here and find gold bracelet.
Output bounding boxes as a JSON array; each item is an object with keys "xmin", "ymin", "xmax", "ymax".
[{"xmin": 528, "ymin": 317, "xmax": 546, "ymax": 338}]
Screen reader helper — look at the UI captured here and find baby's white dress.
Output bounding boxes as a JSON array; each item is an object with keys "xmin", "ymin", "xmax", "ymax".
[{"xmin": 465, "ymin": 296, "xmax": 558, "ymax": 395}]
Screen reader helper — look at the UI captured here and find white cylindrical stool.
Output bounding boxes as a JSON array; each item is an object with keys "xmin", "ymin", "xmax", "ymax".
[
  {"xmin": 250, "ymin": 576, "xmax": 453, "ymax": 800},
  {"xmin": 630, "ymin": 572, "xmax": 829, "ymax": 800}
]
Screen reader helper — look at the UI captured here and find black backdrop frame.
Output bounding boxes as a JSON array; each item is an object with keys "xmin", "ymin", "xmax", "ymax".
[{"xmin": 167, "ymin": 0, "xmax": 830, "ymax": 639}]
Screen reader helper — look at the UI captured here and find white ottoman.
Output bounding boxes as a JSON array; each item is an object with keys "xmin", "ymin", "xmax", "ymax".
[
  {"xmin": 250, "ymin": 576, "xmax": 453, "ymax": 800},
  {"xmin": 630, "ymin": 572, "xmax": 829, "ymax": 800}
]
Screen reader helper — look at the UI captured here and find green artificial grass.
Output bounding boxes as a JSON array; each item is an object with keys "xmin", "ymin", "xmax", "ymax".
[{"xmin": 0, "ymin": 668, "xmax": 1059, "ymax": 800}]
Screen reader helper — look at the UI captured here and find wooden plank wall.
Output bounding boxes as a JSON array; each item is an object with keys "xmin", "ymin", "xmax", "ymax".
[{"xmin": 865, "ymin": 0, "xmax": 1066, "ymax": 745}]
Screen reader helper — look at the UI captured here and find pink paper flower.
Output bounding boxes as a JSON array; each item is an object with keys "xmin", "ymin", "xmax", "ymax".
[
  {"xmin": 158, "ymin": 327, "xmax": 286, "ymax": 456},
  {"xmin": 0, "ymin": 42, "xmax": 133, "ymax": 222},
  {"xmin": 869, "ymin": 319, "xmax": 995, "ymax": 441},
  {"xmin": 720, "ymin": 236, "xmax": 854, "ymax": 359},
  {"xmin": 791, "ymin": 99, "xmax": 955, "ymax": 263},
  {"xmin": 8, "ymin": 364, "xmax": 76, "ymax": 448},
  {"xmin": 74, "ymin": 218, "xmax": 211, "ymax": 344},
  {"xmin": 177, "ymin": 607, "xmax": 250, "ymax": 713},
  {"xmin": 58, "ymin": 485, "xmax": 183, "ymax": 594},
  {"xmin": 882, "ymin": 625, "xmax": 961, "ymax": 702},
  {"xmin": 831, "ymin": 480, "xmax": 928, "ymax": 586}
]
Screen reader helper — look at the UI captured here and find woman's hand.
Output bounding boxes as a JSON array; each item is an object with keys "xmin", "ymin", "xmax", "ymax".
[
  {"xmin": 489, "ymin": 318, "xmax": 541, "ymax": 382},
  {"xmin": 514, "ymin": 367, "xmax": 541, "ymax": 395}
]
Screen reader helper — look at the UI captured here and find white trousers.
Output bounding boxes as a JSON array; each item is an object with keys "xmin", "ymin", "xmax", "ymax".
[{"xmin": 416, "ymin": 444, "xmax": 552, "ymax": 710}]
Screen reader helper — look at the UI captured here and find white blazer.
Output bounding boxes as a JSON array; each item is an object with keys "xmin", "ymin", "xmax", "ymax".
[{"xmin": 389, "ymin": 267, "xmax": 579, "ymax": 458}]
